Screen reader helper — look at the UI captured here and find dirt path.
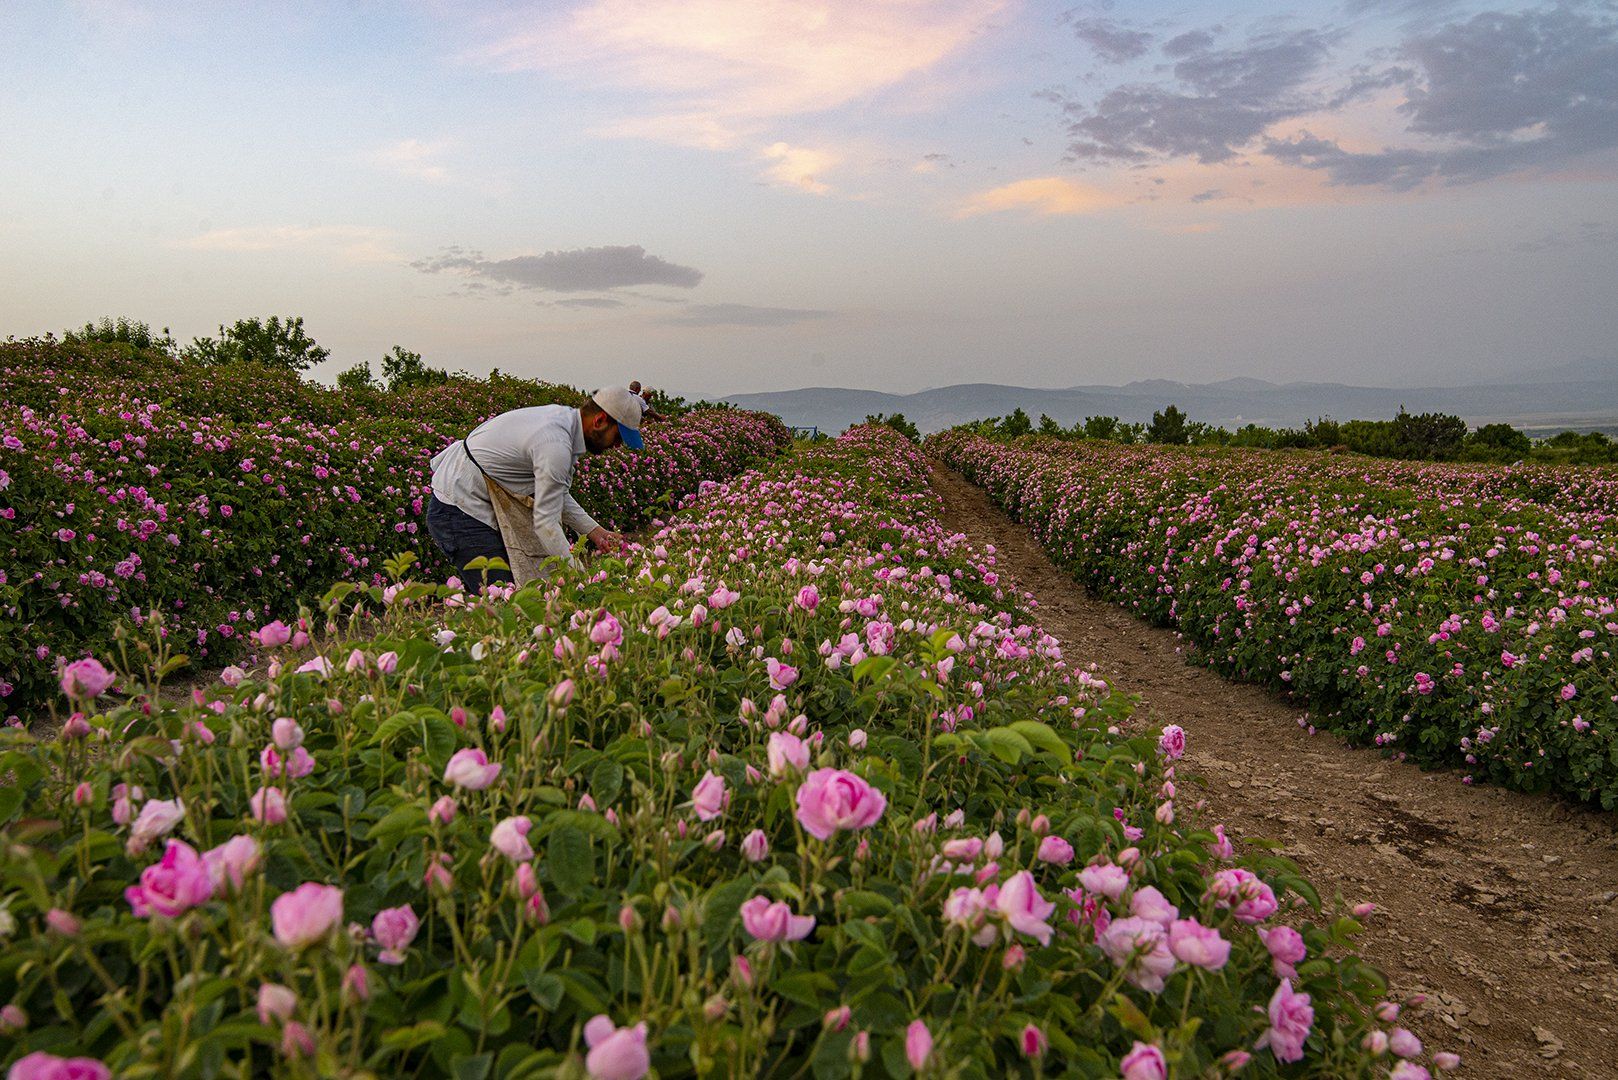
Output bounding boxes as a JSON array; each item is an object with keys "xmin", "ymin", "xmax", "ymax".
[{"xmin": 928, "ymin": 464, "xmax": 1618, "ymax": 1079}]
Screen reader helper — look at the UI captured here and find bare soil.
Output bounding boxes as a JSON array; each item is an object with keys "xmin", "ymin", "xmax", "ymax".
[{"xmin": 929, "ymin": 463, "xmax": 1618, "ymax": 1079}]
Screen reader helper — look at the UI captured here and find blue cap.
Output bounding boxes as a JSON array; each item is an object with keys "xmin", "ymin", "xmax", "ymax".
[{"xmin": 617, "ymin": 422, "xmax": 643, "ymax": 451}]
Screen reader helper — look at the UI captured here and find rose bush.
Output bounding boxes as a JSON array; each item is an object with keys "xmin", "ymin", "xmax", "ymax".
[
  {"xmin": 0, "ymin": 426, "xmax": 1450, "ymax": 1077},
  {"xmin": 931, "ymin": 431, "xmax": 1618, "ymax": 807},
  {"xmin": 0, "ymin": 339, "xmax": 790, "ymax": 716}
]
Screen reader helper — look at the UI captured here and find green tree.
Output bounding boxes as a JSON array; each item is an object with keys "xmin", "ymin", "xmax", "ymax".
[
  {"xmin": 380, "ymin": 345, "xmax": 450, "ymax": 392},
  {"xmin": 184, "ymin": 316, "xmax": 330, "ymax": 372},
  {"xmin": 1082, "ymin": 415, "xmax": 1120, "ymax": 441},
  {"xmin": 998, "ymin": 407, "xmax": 1033, "ymax": 437},
  {"xmin": 1466, "ymin": 423, "xmax": 1531, "ymax": 458},
  {"xmin": 336, "ymin": 361, "xmax": 377, "ymax": 392},
  {"xmin": 1038, "ymin": 413, "xmax": 1064, "ymax": 437},
  {"xmin": 1148, "ymin": 404, "xmax": 1190, "ymax": 445},
  {"xmin": 65, "ymin": 317, "xmax": 177, "ymax": 354}
]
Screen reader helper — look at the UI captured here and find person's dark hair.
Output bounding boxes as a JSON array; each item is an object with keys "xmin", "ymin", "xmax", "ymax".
[
  {"xmin": 581, "ymin": 399, "xmax": 606, "ymax": 421},
  {"xmin": 628, "ymin": 380, "xmax": 642, "ymax": 393}
]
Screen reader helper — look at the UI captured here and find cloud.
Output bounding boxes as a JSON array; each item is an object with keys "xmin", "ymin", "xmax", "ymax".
[
  {"xmin": 553, "ymin": 297, "xmax": 625, "ymax": 308},
  {"xmin": 663, "ymin": 303, "xmax": 832, "ymax": 327},
  {"xmin": 413, "ymin": 245, "xmax": 703, "ymax": 292},
  {"xmin": 471, "ymin": 0, "xmax": 1006, "ymax": 147},
  {"xmin": 761, "ymin": 142, "xmax": 839, "ymax": 194},
  {"xmin": 176, "ymin": 225, "xmax": 401, "ymax": 264},
  {"xmin": 1162, "ymin": 29, "xmax": 1218, "ymax": 58},
  {"xmin": 955, "ymin": 176, "xmax": 1118, "ymax": 217},
  {"xmin": 369, "ymin": 139, "xmax": 455, "ymax": 183},
  {"xmin": 1266, "ymin": 6, "xmax": 1618, "ymax": 188},
  {"xmin": 1067, "ymin": 16, "xmax": 1154, "ymax": 64},
  {"xmin": 1061, "ymin": 26, "xmax": 1342, "ymax": 164}
]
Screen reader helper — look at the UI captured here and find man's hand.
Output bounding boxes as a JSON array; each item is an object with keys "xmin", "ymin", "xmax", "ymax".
[{"xmin": 587, "ymin": 526, "xmax": 625, "ymax": 553}]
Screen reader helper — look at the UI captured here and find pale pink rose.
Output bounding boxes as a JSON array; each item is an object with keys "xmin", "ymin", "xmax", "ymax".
[
  {"xmin": 1167, "ymin": 918, "xmax": 1230, "ymax": 969},
  {"xmin": 1259, "ymin": 925, "xmax": 1307, "ymax": 978},
  {"xmin": 1389, "ymin": 1064, "xmax": 1432, "ymax": 1080},
  {"xmin": 429, "ymin": 796, "xmax": 457, "ymax": 824},
  {"xmin": 281, "ymin": 1020, "xmax": 315, "ymax": 1057},
  {"xmin": 847, "ymin": 728, "xmax": 868, "ymax": 750},
  {"xmin": 824, "ymin": 1005, "xmax": 852, "ymax": 1031},
  {"xmin": 739, "ymin": 895, "xmax": 816, "ymax": 942},
  {"xmin": 271, "ymin": 882, "xmax": 344, "ymax": 949},
  {"xmin": 1021, "ymin": 1024, "xmax": 1047, "ymax": 1059},
  {"xmin": 255, "ymin": 621, "xmax": 292, "ymax": 648},
  {"xmin": 257, "ymin": 982, "xmax": 297, "ymax": 1024},
  {"xmin": 1036, "ymin": 835, "xmax": 1074, "ymax": 865},
  {"xmin": 582, "ymin": 1015, "xmax": 651, "ymax": 1080},
  {"xmin": 0, "ymin": 1004, "xmax": 26, "ymax": 1034},
  {"xmin": 1254, "ymin": 979, "xmax": 1314, "ymax": 1064},
  {"xmin": 375, "ymin": 651, "xmax": 399, "ymax": 674},
  {"xmin": 942, "ymin": 886, "xmax": 990, "ymax": 929},
  {"xmin": 996, "ymin": 871, "xmax": 1056, "ymax": 945},
  {"xmin": 767, "ymin": 731, "xmax": 810, "ymax": 777},
  {"xmin": 1097, "ymin": 916, "xmax": 1177, "ymax": 993},
  {"xmin": 343, "ymin": 964, "xmax": 370, "ymax": 1002},
  {"xmin": 491, "ymin": 816, "xmax": 534, "ymax": 861},
  {"xmin": 1433, "ymin": 1051, "xmax": 1461, "ymax": 1070},
  {"xmin": 1130, "ymin": 886, "xmax": 1179, "ymax": 928},
  {"xmin": 250, "ymin": 786, "xmax": 288, "ymax": 824},
  {"xmin": 794, "ymin": 768, "xmax": 886, "ymax": 840},
  {"xmin": 1210, "ymin": 824, "xmax": 1235, "ymax": 860},
  {"xmin": 691, "ymin": 771, "xmax": 729, "ymax": 821},
  {"xmin": 1389, "ymin": 1028, "xmax": 1422, "ymax": 1058},
  {"xmin": 220, "ymin": 665, "xmax": 246, "ymax": 687},
  {"xmin": 1120, "ymin": 1041, "xmax": 1168, "ymax": 1080},
  {"xmin": 795, "ymin": 585, "xmax": 820, "ymax": 611},
  {"xmin": 443, "ymin": 748, "xmax": 501, "ymax": 790},
  {"xmin": 127, "ymin": 796, "xmax": 186, "ymax": 854},
  {"xmin": 740, "ymin": 829, "xmax": 770, "ymax": 862},
  {"xmin": 6, "ymin": 1052, "xmax": 112, "ymax": 1080},
  {"xmin": 1205, "ymin": 868, "xmax": 1279, "ymax": 923},
  {"xmin": 202, "ymin": 834, "xmax": 263, "ymax": 893},
  {"xmin": 1156, "ymin": 724, "xmax": 1186, "ymax": 760},
  {"xmin": 271, "ymin": 717, "xmax": 303, "ymax": 750},
  {"xmin": 766, "ymin": 657, "xmax": 799, "ymax": 690},
  {"xmin": 260, "ymin": 744, "xmax": 315, "ymax": 779},
  {"xmin": 125, "ymin": 839, "xmax": 214, "ymax": 918},
  {"xmin": 1079, "ymin": 862, "xmax": 1129, "ymax": 901},
  {"xmin": 44, "ymin": 909, "xmax": 80, "ymax": 936},
  {"xmin": 905, "ymin": 1019, "xmax": 932, "ymax": 1071},
  {"xmin": 59, "ymin": 657, "xmax": 115, "ymax": 700},
  {"xmin": 371, "ymin": 904, "xmax": 420, "ymax": 965}
]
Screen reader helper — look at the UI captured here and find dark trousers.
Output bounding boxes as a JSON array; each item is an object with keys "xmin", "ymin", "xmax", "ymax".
[{"xmin": 425, "ymin": 495, "xmax": 515, "ymax": 591}]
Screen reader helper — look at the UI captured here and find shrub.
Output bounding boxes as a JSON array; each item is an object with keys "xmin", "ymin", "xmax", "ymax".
[{"xmin": 0, "ymin": 427, "xmax": 1420, "ymax": 1078}]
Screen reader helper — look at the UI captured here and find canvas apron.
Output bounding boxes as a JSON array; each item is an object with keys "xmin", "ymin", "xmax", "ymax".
[{"xmin": 462, "ymin": 440, "xmax": 557, "ymax": 586}]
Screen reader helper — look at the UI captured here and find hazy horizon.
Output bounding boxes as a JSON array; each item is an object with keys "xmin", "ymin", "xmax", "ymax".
[{"xmin": 4, "ymin": 1, "xmax": 1615, "ymax": 398}]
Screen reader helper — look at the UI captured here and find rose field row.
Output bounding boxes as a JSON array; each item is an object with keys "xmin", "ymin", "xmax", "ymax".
[
  {"xmin": 930, "ymin": 431, "xmax": 1618, "ymax": 808},
  {"xmin": 0, "ymin": 339, "xmax": 791, "ymax": 716},
  {"xmin": 0, "ymin": 426, "xmax": 1453, "ymax": 1078}
]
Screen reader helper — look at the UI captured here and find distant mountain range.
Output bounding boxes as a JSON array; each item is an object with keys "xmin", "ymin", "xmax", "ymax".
[{"xmin": 723, "ymin": 358, "xmax": 1618, "ymax": 436}]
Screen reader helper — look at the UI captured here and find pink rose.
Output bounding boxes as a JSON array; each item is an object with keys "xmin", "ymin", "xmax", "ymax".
[
  {"xmin": 1389, "ymin": 1064, "xmax": 1432, "ymax": 1080},
  {"xmin": 1205, "ymin": 868, "xmax": 1278, "ymax": 923},
  {"xmin": 739, "ymin": 895, "xmax": 816, "ymax": 942},
  {"xmin": 691, "ymin": 771, "xmax": 729, "ymax": 821},
  {"xmin": 1021, "ymin": 1023, "xmax": 1047, "ymax": 1059},
  {"xmin": 271, "ymin": 717, "xmax": 303, "ymax": 750},
  {"xmin": 6, "ymin": 1053, "xmax": 111, "ymax": 1080},
  {"xmin": 429, "ymin": 795, "xmax": 457, "ymax": 824},
  {"xmin": 1254, "ymin": 979, "xmax": 1314, "ymax": 1064},
  {"xmin": 1097, "ymin": 916, "xmax": 1177, "ymax": 993},
  {"xmin": 740, "ymin": 829, "xmax": 770, "ymax": 862},
  {"xmin": 59, "ymin": 657, "xmax": 115, "ymax": 700},
  {"xmin": 794, "ymin": 768, "xmax": 886, "ymax": 840},
  {"xmin": 582, "ymin": 1015, "xmax": 650, "ymax": 1080},
  {"xmin": 1156, "ymin": 724, "xmax": 1185, "ymax": 760},
  {"xmin": 1129, "ymin": 886, "xmax": 1179, "ymax": 928},
  {"xmin": 271, "ymin": 882, "xmax": 344, "ymax": 949},
  {"xmin": 127, "ymin": 796, "xmax": 186, "ymax": 854},
  {"xmin": 795, "ymin": 585, "xmax": 820, "ymax": 611},
  {"xmin": 255, "ymin": 620, "xmax": 292, "ymax": 648},
  {"xmin": 905, "ymin": 1019, "xmax": 932, "ymax": 1071},
  {"xmin": 491, "ymin": 815, "xmax": 534, "ymax": 861},
  {"xmin": 1036, "ymin": 835, "xmax": 1074, "ymax": 865},
  {"xmin": 375, "ymin": 651, "xmax": 399, "ymax": 674},
  {"xmin": 202, "ymin": 834, "xmax": 263, "ymax": 893},
  {"xmin": 996, "ymin": 870, "xmax": 1056, "ymax": 945},
  {"xmin": 443, "ymin": 748, "xmax": 502, "ymax": 790},
  {"xmin": 250, "ymin": 786, "xmax": 288, "ymax": 824},
  {"xmin": 125, "ymin": 839, "xmax": 214, "ymax": 918},
  {"xmin": 1389, "ymin": 1027, "xmax": 1422, "ymax": 1058},
  {"xmin": 1167, "ymin": 918, "xmax": 1230, "ymax": 970},
  {"xmin": 1079, "ymin": 862, "xmax": 1129, "ymax": 900},
  {"xmin": 767, "ymin": 731, "xmax": 810, "ymax": 776},
  {"xmin": 766, "ymin": 657, "xmax": 799, "ymax": 690},
  {"xmin": 1258, "ymin": 925, "xmax": 1307, "ymax": 978},
  {"xmin": 257, "ymin": 982, "xmax": 297, "ymax": 1024},
  {"xmin": 1120, "ymin": 1041, "xmax": 1167, "ymax": 1080},
  {"xmin": 371, "ymin": 904, "xmax": 420, "ymax": 965}
]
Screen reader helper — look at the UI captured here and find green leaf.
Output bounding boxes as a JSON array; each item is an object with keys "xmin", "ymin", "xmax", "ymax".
[
  {"xmin": 369, "ymin": 709, "xmax": 419, "ymax": 747},
  {"xmin": 548, "ymin": 823, "xmax": 594, "ymax": 898},
  {"xmin": 379, "ymin": 1021, "xmax": 446, "ymax": 1050},
  {"xmin": 1007, "ymin": 720, "xmax": 1068, "ymax": 758},
  {"xmin": 852, "ymin": 656, "xmax": 897, "ymax": 685},
  {"xmin": 367, "ymin": 804, "xmax": 427, "ymax": 844},
  {"xmin": 589, "ymin": 759, "xmax": 625, "ymax": 806}
]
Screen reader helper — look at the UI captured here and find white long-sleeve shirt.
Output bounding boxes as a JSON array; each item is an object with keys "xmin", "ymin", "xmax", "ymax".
[{"xmin": 429, "ymin": 404, "xmax": 602, "ymax": 563}]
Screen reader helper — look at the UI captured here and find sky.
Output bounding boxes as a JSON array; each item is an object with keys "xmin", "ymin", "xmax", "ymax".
[{"xmin": 1, "ymin": 0, "xmax": 1615, "ymax": 397}]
